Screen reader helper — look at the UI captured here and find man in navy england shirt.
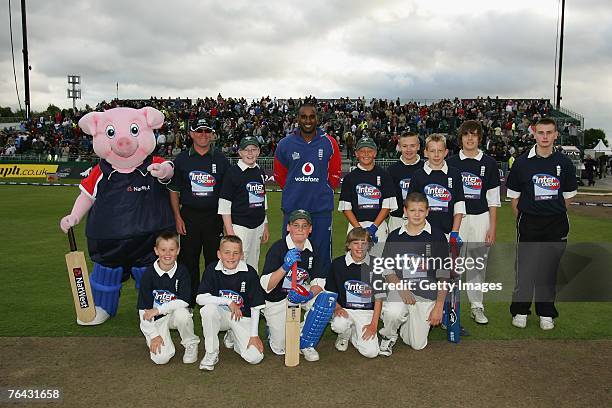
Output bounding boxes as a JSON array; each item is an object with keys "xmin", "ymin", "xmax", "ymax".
[
  {"xmin": 386, "ymin": 132, "xmax": 424, "ymax": 233},
  {"xmin": 408, "ymin": 134, "xmax": 466, "ymax": 240},
  {"xmin": 447, "ymin": 120, "xmax": 501, "ymax": 325},
  {"xmin": 506, "ymin": 118, "xmax": 577, "ymax": 330},
  {"xmin": 169, "ymin": 119, "xmax": 230, "ymax": 305},
  {"xmin": 218, "ymin": 136, "xmax": 269, "ymax": 272},
  {"xmin": 274, "ymin": 104, "xmax": 342, "ymax": 272}
]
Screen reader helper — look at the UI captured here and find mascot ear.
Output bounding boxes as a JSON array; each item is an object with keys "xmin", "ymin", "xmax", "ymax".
[
  {"xmin": 78, "ymin": 111, "xmax": 100, "ymax": 136},
  {"xmin": 141, "ymin": 107, "xmax": 165, "ymax": 130}
]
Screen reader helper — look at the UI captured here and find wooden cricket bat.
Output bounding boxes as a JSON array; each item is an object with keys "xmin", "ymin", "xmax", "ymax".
[
  {"xmin": 285, "ymin": 262, "xmax": 300, "ymax": 367},
  {"xmin": 65, "ymin": 228, "xmax": 96, "ymax": 323}
]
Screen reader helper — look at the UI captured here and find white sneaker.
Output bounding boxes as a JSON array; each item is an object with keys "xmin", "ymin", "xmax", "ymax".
[
  {"xmin": 512, "ymin": 314, "xmax": 527, "ymax": 328},
  {"xmin": 199, "ymin": 352, "xmax": 219, "ymax": 371},
  {"xmin": 301, "ymin": 347, "xmax": 320, "ymax": 362},
  {"xmin": 335, "ymin": 335, "xmax": 350, "ymax": 352},
  {"xmin": 379, "ymin": 336, "xmax": 396, "ymax": 357},
  {"xmin": 183, "ymin": 343, "xmax": 198, "ymax": 364},
  {"xmin": 223, "ymin": 331, "xmax": 235, "ymax": 349},
  {"xmin": 471, "ymin": 308, "xmax": 489, "ymax": 325},
  {"xmin": 540, "ymin": 317, "xmax": 555, "ymax": 330}
]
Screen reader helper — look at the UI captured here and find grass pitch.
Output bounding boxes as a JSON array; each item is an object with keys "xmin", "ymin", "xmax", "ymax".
[{"xmin": 0, "ymin": 185, "xmax": 611, "ymax": 340}]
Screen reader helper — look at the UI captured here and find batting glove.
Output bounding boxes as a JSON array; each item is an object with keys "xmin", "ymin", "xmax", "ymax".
[
  {"xmin": 287, "ymin": 284, "xmax": 313, "ymax": 304},
  {"xmin": 449, "ymin": 231, "xmax": 463, "ymax": 248},
  {"xmin": 283, "ymin": 248, "xmax": 301, "ymax": 272},
  {"xmin": 365, "ymin": 224, "xmax": 379, "ymax": 244}
]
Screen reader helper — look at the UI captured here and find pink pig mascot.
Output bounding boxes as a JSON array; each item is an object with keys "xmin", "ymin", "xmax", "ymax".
[{"xmin": 60, "ymin": 107, "xmax": 175, "ymax": 325}]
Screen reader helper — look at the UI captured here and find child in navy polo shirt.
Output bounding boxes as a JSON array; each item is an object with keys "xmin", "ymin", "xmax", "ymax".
[
  {"xmin": 137, "ymin": 232, "xmax": 200, "ymax": 365},
  {"xmin": 260, "ymin": 209, "xmax": 325, "ymax": 362},
  {"xmin": 338, "ymin": 137, "xmax": 397, "ymax": 245},
  {"xmin": 378, "ymin": 193, "xmax": 450, "ymax": 356},
  {"xmin": 326, "ymin": 227, "xmax": 385, "ymax": 358},
  {"xmin": 408, "ymin": 134, "xmax": 466, "ymax": 243},
  {"xmin": 218, "ymin": 136, "xmax": 269, "ymax": 272},
  {"xmin": 386, "ymin": 131, "xmax": 424, "ymax": 233},
  {"xmin": 196, "ymin": 235, "xmax": 265, "ymax": 371},
  {"xmin": 447, "ymin": 120, "xmax": 501, "ymax": 325}
]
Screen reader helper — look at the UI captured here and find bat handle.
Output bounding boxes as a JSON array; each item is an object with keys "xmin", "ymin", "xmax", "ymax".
[
  {"xmin": 68, "ymin": 227, "xmax": 77, "ymax": 252},
  {"xmin": 291, "ymin": 262, "xmax": 297, "ymax": 290}
]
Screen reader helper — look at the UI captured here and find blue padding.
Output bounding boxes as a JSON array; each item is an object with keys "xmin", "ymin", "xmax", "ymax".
[
  {"xmin": 131, "ymin": 266, "xmax": 147, "ymax": 289},
  {"xmin": 300, "ymin": 292, "xmax": 338, "ymax": 350},
  {"xmin": 91, "ymin": 263, "xmax": 123, "ymax": 317}
]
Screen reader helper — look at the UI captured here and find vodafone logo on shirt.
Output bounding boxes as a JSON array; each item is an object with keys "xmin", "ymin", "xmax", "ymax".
[
  {"xmin": 294, "ymin": 161, "xmax": 320, "ymax": 182},
  {"xmin": 302, "ymin": 162, "xmax": 315, "ymax": 176}
]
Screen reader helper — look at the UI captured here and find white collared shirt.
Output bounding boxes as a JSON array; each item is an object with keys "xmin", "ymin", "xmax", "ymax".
[
  {"xmin": 345, "ymin": 252, "xmax": 370, "ymax": 266},
  {"xmin": 459, "ymin": 149, "xmax": 484, "ymax": 161},
  {"xmin": 237, "ymin": 159, "xmax": 259, "ymax": 171},
  {"xmin": 214, "ymin": 259, "xmax": 249, "ymax": 276},
  {"xmin": 400, "ymin": 154, "xmax": 421, "ymax": 166},
  {"xmin": 397, "ymin": 220, "xmax": 432, "ymax": 236},
  {"xmin": 286, "ymin": 234, "xmax": 313, "ymax": 252},
  {"xmin": 153, "ymin": 259, "xmax": 177, "ymax": 279},
  {"xmin": 423, "ymin": 161, "xmax": 448, "ymax": 175}
]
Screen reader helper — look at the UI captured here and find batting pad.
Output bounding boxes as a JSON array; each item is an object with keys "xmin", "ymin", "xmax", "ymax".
[
  {"xmin": 90, "ymin": 264, "xmax": 123, "ymax": 317},
  {"xmin": 300, "ymin": 292, "xmax": 338, "ymax": 350},
  {"xmin": 131, "ymin": 266, "xmax": 147, "ymax": 289}
]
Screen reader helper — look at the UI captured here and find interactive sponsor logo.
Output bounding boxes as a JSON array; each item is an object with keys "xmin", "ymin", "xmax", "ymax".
[
  {"xmin": 424, "ymin": 183, "xmax": 451, "ymax": 202},
  {"xmin": 153, "ymin": 290, "xmax": 177, "ymax": 305},
  {"xmin": 532, "ymin": 174, "xmax": 560, "ymax": 190},
  {"xmin": 246, "ymin": 181, "xmax": 265, "ymax": 197},
  {"xmin": 461, "ymin": 172, "xmax": 482, "ymax": 190},
  {"xmin": 344, "ymin": 280, "xmax": 373, "ymax": 298},
  {"xmin": 219, "ymin": 290, "xmax": 244, "ymax": 308},
  {"xmin": 356, "ymin": 183, "xmax": 381, "ymax": 200},
  {"xmin": 190, "ymin": 171, "xmax": 216, "ymax": 187},
  {"xmin": 286, "ymin": 267, "xmax": 309, "ymax": 283}
]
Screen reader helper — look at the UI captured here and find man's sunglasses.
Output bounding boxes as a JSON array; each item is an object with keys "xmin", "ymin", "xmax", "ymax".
[{"xmin": 193, "ymin": 128, "xmax": 213, "ymax": 134}]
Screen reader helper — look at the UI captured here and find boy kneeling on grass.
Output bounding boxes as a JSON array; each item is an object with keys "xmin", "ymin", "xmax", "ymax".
[
  {"xmin": 137, "ymin": 231, "xmax": 200, "ymax": 365},
  {"xmin": 196, "ymin": 235, "xmax": 265, "ymax": 371},
  {"xmin": 378, "ymin": 192, "xmax": 450, "ymax": 356}
]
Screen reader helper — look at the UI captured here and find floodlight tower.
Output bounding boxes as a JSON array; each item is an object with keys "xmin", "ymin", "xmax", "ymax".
[{"xmin": 67, "ymin": 75, "xmax": 81, "ymax": 111}]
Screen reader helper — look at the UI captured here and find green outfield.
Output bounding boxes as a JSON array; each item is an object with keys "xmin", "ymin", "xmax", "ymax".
[{"xmin": 1, "ymin": 185, "xmax": 611, "ymax": 340}]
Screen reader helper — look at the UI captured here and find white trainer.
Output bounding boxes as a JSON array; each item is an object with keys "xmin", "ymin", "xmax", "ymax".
[
  {"xmin": 379, "ymin": 336, "xmax": 396, "ymax": 357},
  {"xmin": 199, "ymin": 352, "xmax": 219, "ymax": 371},
  {"xmin": 471, "ymin": 308, "xmax": 489, "ymax": 325},
  {"xmin": 301, "ymin": 347, "xmax": 320, "ymax": 362},
  {"xmin": 183, "ymin": 343, "xmax": 198, "ymax": 364},
  {"xmin": 223, "ymin": 331, "xmax": 235, "ymax": 349},
  {"xmin": 512, "ymin": 314, "xmax": 527, "ymax": 328},
  {"xmin": 540, "ymin": 317, "xmax": 555, "ymax": 330},
  {"xmin": 335, "ymin": 335, "xmax": 350, "ymax": 352}
]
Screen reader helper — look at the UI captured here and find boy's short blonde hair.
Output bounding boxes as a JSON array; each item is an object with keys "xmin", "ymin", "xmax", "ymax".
[
  {"xmin": 344, "ymin": 227, "xmax": 372, "ymax": 252},
  {"xmin": 403, "ymin": 192, "xmax": 429, "ymax": 209},
  {"xmin": 424, "ymin": 133, "xmax": 447, "ymax": 149},
  {"xmin": 220, "ymin": 235, "xmax": 243, "ymax": 251},
  {"xmin": 155, "ymin": 231, "xmax": 180, "ymax": 248}
]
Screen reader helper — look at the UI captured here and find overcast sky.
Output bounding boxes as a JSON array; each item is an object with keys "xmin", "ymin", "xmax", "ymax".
[{"xmin": 1, "ymin": 0, "xmax": 610, "ymax": 137}]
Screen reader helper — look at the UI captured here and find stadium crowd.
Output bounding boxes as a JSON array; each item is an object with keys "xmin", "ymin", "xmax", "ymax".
[{"xmin": 0, "ymin": 95, "xmax": 583, "ymax": 166}]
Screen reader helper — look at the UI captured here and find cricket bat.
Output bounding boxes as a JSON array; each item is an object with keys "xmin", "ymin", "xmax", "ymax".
[
  {"xmin": 285, "ymin": 262, "xmax": 300, "ymax": 367},
  {"xmin": 445, "ymin": 241, "xmax": 461, "ymax": 343},
  {"xmin": 65, "ymin": 227, "xmax": 96, "ymax": 323}
]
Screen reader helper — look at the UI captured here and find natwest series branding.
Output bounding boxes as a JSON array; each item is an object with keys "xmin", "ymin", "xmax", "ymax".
[
  {"xmin": 72, "ymin": 267, "xmax": 90, "ymax": 309},
  {"xmin": 294, "ymin": 162, "xmax": 320, "ymax": 183},
  {"xmin": 127, "ymin": 184, "xmax": 151, "ymax": 192}
]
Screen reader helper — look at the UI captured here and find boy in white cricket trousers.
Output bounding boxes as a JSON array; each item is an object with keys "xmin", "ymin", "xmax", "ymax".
[
  {"xmin": 137, "ymin": 232, "xmax": 200, "ymax": 365},
  {"xmin": 447, "ymin": 121, "xmax": 501, "ymax": 324},
  {"xmin": 218, "ymin": 136, "xmax": 269, "ymax": 272},
  {"xmin": 326, "ymin": 227, "xmax": 384, "ymax": 358},
  {"xmin": 196, "ymin": 235, "xmax": 265, "ymax": 370},
  {"xmin": 260, "ymin": 209, "xmax": 326, "ymax": 362},
  {"xmin": 378, "ymin": 192, "xmax": 450, "ymax": 355}
]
